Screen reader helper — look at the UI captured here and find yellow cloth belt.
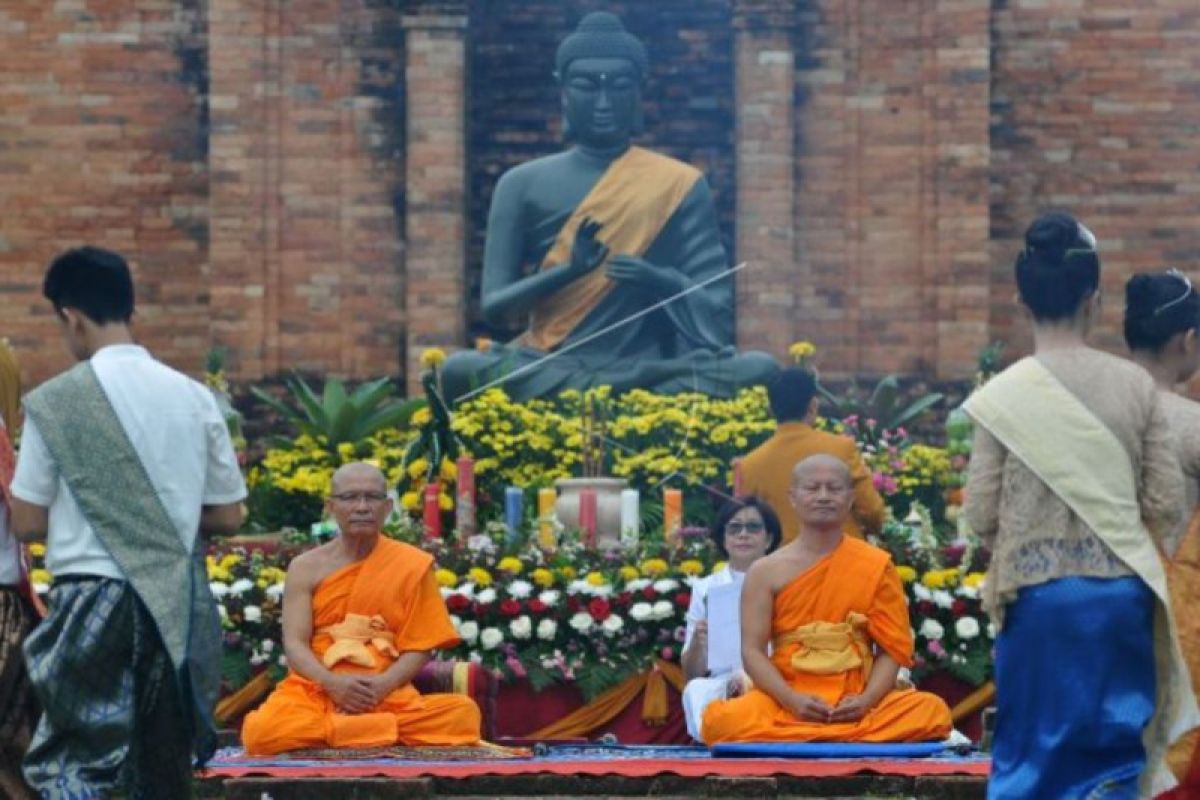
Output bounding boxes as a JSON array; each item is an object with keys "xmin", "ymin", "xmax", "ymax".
[
  {"xmin": 317, "ymin": 613, "xmax": 399, "ymax": 669},
  {"xmin": 772, "ymin": 612, "xmax": 873, "ymax": 676}
]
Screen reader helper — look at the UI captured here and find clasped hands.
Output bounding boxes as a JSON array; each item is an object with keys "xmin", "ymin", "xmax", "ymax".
[
  {"xmin": 785, "ymin": 689, "xmax": 876, "ymax": 725},
  {"xmin": 570, "ymin": 217, "xmax": 682, "ymax": 295},
  {"xmin": 323, "ymin": 672, "xmax": 396, "ymax": 715}
]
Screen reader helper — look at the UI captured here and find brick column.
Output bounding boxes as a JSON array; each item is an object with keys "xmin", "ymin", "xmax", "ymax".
[
  {"xmin": 732, "ymin": 1, "xmax": 798, "ymax": 362},
  {"xmin": 403, "ymin": 12, "xmax": 469, "ymax": 394}
]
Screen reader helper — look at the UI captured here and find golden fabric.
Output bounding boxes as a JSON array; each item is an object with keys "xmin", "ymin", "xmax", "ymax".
[
  {"xmin": 318, "ymin": 613, "xmax": 399, "ymax": 669},
  {"xmin": 528, "ymin": 660, "xmax": 686, "ymax": 740},
  {"xmin": 740, "ymin": 422, "xmax": 884, "ymax": 544},
  {"xmin": 521, "ymin": 146, "xmax": 700, "ymax": 351},
  {"xmin": 241, "ymin": 539, "xmax": 480, "ymax": 755},
  {"xmin": 773, "ymin": 613, "xmax": 872, "ymax": 676},
  {"xmin": 702, "ymin": 538, "xmax": 951, "ymax": 744}
]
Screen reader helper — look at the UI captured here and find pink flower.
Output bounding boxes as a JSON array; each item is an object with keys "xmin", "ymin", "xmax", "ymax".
[
  {"xmin": 505, "ymin": 656, "xmax": 527, "ymax": 679},
  {"xmin": 927, "ymin": 639, "xmax": 946, "ymax": 658},
  {"xmin": 660, "ymin": 646, "xmax": 675, "ymax": 661}
]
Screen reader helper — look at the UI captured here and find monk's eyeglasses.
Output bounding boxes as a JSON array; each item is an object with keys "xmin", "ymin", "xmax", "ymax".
[
  {"xmin": 725, "ymin": 521, "xmax": 765, "ymax": 536},
  {"xmin": 331, "ymin": 492, "xmax": 389, "ymax": 505},
  {"xmin": 1154, "ymin": 269, "xmax": 1194, "ymax": 316}
]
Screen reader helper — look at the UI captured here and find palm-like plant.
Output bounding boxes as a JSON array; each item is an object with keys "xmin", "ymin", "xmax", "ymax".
[
  {"xmin": 819, "ymin": 375, "xmax": 943, "ymax": 432},
  {"xmin": 251, "ymin": 373, "xmax": 423, "ymax": 452}
]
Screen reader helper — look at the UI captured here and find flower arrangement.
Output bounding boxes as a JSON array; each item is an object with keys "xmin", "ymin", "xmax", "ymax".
[{"xmin": 205, "ymin": 546, "xmax": 293, "ymax": 692}]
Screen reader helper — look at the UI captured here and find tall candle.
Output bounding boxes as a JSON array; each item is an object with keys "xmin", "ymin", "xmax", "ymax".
[
  {"xmin": 620, "ymin": 488, "xmax": 640, "ymax": 548},
  {"xmin": 578, "ymin": 489, "xmax": 598, "ymax": 548},
  {"xmin": 732, "ymin": 457, "xmax": 745, "ymax": 498},
  {"xmin": 504, "ymin": 486, "xmax": 523, "ymax": 544},
  {"xmin": 423, "ymin": 482, "xmax": 442, "ymax": 540},
  {"xmin": 455, "ymin": 456, "xmax": 476, "ymax": 540},
  {"xmin": 664, "ymin": 488, "xmax": 682, "ymax": 548},
  {"xmin": 537, "ymin": 487, "xmax": 557, "ymax": 549}
]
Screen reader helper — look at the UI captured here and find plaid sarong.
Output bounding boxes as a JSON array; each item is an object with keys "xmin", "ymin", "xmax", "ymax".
[
  {"xmin": 23, "ymin": 578, "xmax": 192, "ymax": 800},
  {"xmin": 0, "ymin": 585, "xmax": 37, "ymax": 799}
]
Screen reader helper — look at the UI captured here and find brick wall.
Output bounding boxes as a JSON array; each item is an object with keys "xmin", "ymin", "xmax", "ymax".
[{"xmin": 2, "ymin": 1, "xmax": 1199, "ymax": 392}]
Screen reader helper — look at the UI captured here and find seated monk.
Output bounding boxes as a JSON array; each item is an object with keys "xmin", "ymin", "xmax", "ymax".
[
  {"xmin": 242, "ymin": 462, "xmax": 480, "ymax": 754},
  {"xmin": 702, "ymin": 454, "xmax": 951, "ymax": 744}
]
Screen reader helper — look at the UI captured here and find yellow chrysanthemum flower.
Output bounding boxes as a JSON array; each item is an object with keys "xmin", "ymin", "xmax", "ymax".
[
  {"xmin": 411, "ymin": 407, "xmax": 432, "ymax": 427},
  {"xmin": 468, "ymin": 567, "xmax": 493, "ymax": 588},
  {"xmin": 711, "ymin": 560, "xmax": 728, "ymax": 575},
  {"xmin": 407, "ymin": 458, "xmax": 429, "ymax": 481},
  {"xmin": 498, "ymin": 557, "xmax": 524, "ymax": 574},
  {"xmin": 401, "ymin": 492, "xmax": 420, "ymax": 510},
  {"xmin": 963, "ymin": 572, "xmax": 986, "ymax": 589},
  {"xmin": 619, "ymin": 565, "xmax": 640, "ymax": 582},
  {"xmin": 435, "ymin": 568, "xmax": 458, "ymax": 588},
  {"xmin": 640, "ymin": 558, "xmax": 669, "ymax": 577},
  {"xmin": 30, "ymin": 569, "xmax": 51, "ymax": 585},
  {"xmin": 558, "ymin": 566, "xmax": 578, "ymax": 580},
  {"xmin": 438, "ymin": 493, "xmax": 453, "ymax": 512},
  {"xmin": 585, "ymin": 571, "xmax": 607, "ymax": 587},
  {"xmin": 896, "ymin": 565, "xmax": 918, "ymax": 583},
  {"xmin": 531, "ymin": 568, "xmax": 555, "ymax": 588},
  {"xmin": 788, "ymin": 340, "xmax": 816, "ymax": 363},
  {"xmin": 920, "ymin": 570, "xmax": 948, "ymax": 589},
  {"xmin": 679, "ymin": 559, "xmax": 704, "ymax": 576},
  {"xmin": 420, "ymin": 348, "xmax": 447, "ymax": 369},
  {"xmin": 28, "ymin": 543, "xmax": 46, "ymax": 558}
]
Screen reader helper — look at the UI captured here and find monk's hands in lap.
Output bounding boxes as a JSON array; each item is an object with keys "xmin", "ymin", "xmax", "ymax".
[
  {"xmin": 325, "ymin": 674, "xmax": 378, "ymax": 715},
  {"xmin": 828, "ymin": 693, "xmax": 874, "ymax": 724},
  {"xmin": 785, "ymin": 691, "xmax": 834, "ymax": 723},
  {"xmin": 606, "ymin": 255, "xmax": 683, "ymax": 295},
  {"xmin": 569, "ymin": 218, "xmax": 608, "ymax": 277}
]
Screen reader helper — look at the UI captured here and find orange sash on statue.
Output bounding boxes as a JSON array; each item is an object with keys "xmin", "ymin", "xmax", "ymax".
[{"xmin": 521, "ymin": 146, "xmax": 701, "ymax": 352}]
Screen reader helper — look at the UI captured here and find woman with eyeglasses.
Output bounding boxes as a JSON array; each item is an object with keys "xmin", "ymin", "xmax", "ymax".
[
  {"xmin": 963, "ymin": 212, "xmax": 1193, "ymax": 798},
  {"xmin": 1125, "ymin": 269, "xmax": 1200, "ymax": 791},
  {"xmin": 680, "ymin": 497, "xmax": 781, "ymax": 742}
]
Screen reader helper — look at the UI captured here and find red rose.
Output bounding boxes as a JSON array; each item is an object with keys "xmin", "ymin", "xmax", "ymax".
[
  {"xmin": 951, "ymin": 600, "xmax": 968, "ymax": 617},
  {"xmin": 527, "ymin": 599, "xmax": 548, "ymax": 614},
  {"xmin": 445, "ymin": 594, "xmax": 470, "ymax": 612},
  {"xmin": 567, "ymin": 595, "xmax": 582, "ymax": 612},
  {"xmin": 675, "ymin": 592, "xmax": 691, "ymax": 608},
  {"xmin": 499, "ymin": 599, "xmax": 522, "ymax": 617},
  {"xmin": 613, "ymin": 592, "xmax": 633, "ymax": 608},
  {"xmin": 588, "ymin": 597, "xmax": 612, "ymax": 622},
  {"xmin": 917, "ymin": 600, "xmax": 936, "ymax": 617},
  {"xmin": 641, "ymin": 587, "xmax": 657, "ymax": 600}
]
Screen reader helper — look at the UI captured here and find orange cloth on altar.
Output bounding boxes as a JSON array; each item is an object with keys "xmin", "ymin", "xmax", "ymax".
[
  {"xmin": 1167, "ymin": 508, "xmax": 1200, "ymax": 782},
  {"xmin": 702, "ymin": 537, "xmax": 951, "ymax": 743},
  {"xmin": 740, "ymin": 423, "xmax": 885, "ymax": 544},
  {"xmin": 242, "ymin": 538, "xmax": 480, "ymax": 755}
]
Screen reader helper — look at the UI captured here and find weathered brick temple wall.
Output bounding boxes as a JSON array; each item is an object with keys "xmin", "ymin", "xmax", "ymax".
[{"xmin": 1, "ymin": 1, "xmax": 1198, "ymax": 390}]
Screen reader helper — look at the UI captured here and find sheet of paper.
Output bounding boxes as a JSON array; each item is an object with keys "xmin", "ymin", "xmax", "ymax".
[{"xmin": 705, "ymin": 581, "xmax": 743, "ymax": 675}]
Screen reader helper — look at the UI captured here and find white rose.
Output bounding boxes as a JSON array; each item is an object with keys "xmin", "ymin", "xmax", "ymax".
[
  {"xmin": 919, "ymin": 619, "xmax": 945, "ymax": 641},
  {"xmin": 467, "ymin": 534, "xmax": 495, "ymax": 553},
  {"xmin": 630, "ymin": 602, "xmax": 653, "ymax": 622},
  {"xmin": 587, "ymin": 583, "xmax": 613, "ymax": 597},
  {"xmin": 626, "ymin": 578, "xmax": 652, "ymax": 592},
  {"xmin": 568, "ymin": 579, "xmax": 590, "ymax": 595},
  {"xmin": 956, "ymin": 585, "xmax": 979, "ymax": 600},
  {"xmin": 569, "ymin": 612, "xmax": 594, "ymax": 632},
  {"xmin": 651, "ymin": 600, "xmax": 674, "ymax": 621},
  {"xmin": 912, "ymin": 584, "xmax": 933, "ymax": 602},
  {"xmin": 510, "ymin": 615, "xmax": 533, "ymax": 640},
  {"xmin": 249, "ymin": 650, "xmax": 267, "ymax": 666},
  {"xmin": 277, "ymin": 654, "xmax": 288, "ymax": 668},
  {"xmin": 455, "ymin": 583, "xmax": 476, "ymax": 599},
  {"xmin": 261, "ymin": 639, "xmax": 275, "ymax": 653},
  {"xmin": 230, "ymin": 578, "xmax": 254, "ymax": 596},
  {"xmin": 243, "ymin": 605, "xmax": 262, "ymax": 623},
  {"xmin": 475, "ymin": 588, "xmax": 497, "ymax": 605},
  {"xmin": 217, "ymin": 604, "xmax": 228, "ymax": 620},
  {"xmin": 538, "ymin": 589, "xmax": 561, "ymax": 606},
  {"xmin": 459, "ymin": 621, "xmax": 479, "ymax": 645},
  {"xmin": 440, "ymin": 587, "xmax": 453, "ymax": 599},
  {"xmin": 537, "ymin": 619, "xmax": 558, "ymax": 641},
  {"xmin": 480, "ymin": 627, "xmax": 504, "ymax": 650},
  {"xmin": 653, "ymin": 579, "xmax": 679, "ymax": 594},
  {"xmin": 449, "ymin": 614, "xmax": 462, "ymax": 632},
  {"xmin": 209, "ymin": 582, "xmax": 230, "ymax": 598},
  {"xmin": 602, "ymin": 614, "xmax": 624, "ymax": 636},
  {"xmin": 933, "ymin": 590, "xmax": 954, "ymax": 609},
  {"xmin": 508, "ymin": 580, "xmax": 534, "ymax": 599},
  {"xmin": 955, "ymin": 617, "xmax": 981, "ymax": 640},
  {"xmin": 986, "ymin": 622, "xmax": 997, "ymax": 639},
  {"xmin": 265, "ymin": 583, "xmax": 284, "ymax": 601}
]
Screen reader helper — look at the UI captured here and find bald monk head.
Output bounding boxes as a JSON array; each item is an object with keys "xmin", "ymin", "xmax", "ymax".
[
  {"xmin": 327, "ymin": 462, "xmax": 394, "ymax": 541},
  {"xmin": 788, "ymin": 454, "xmax": 854, "ymax": 535}
]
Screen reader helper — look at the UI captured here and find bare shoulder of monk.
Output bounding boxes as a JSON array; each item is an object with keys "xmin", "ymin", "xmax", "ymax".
[
  {"xmin": 754, "ymin": 541, "xmax": 826, "ymax": 594},
  {"xmin": 286, "ymin": 542, "xmax": 348, "ymax": 593}
]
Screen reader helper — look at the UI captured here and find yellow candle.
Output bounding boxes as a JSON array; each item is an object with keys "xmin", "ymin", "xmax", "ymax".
[
  {"xmin": 663, "ymin": 488, "xmax": 682, "ymax": 548},
  {"xmin": 538, "ymin": 487, "xmax": 557, "ymax": 549}
]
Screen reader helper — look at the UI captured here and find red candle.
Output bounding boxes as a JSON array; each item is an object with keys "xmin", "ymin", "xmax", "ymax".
[
  {"xmin": 732, "ymin": 457, "xmax": 745, "ymax": 498},
  {"xmin": 578, "ymin": 489, "xmax": 598, "ymax": 548},
  {"xmin": 423, "ymin": 482, "xmax": 442, "ymax": 540},
  {"xmin": 455, "ymin": 456, "xmax": 476, "ymax": 540}
]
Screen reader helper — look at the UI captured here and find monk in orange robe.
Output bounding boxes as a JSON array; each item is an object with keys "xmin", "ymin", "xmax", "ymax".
[
  {"xmin": 740, "ymin": 369, "xmax": 885, "ymax": 544},
  {"xmin": 242, "ymin": 463, "xmax": 480, "ymax": 755},
  {"xmin": 703, "ymin": 454, "xmax": 951, "ymax": 744}
]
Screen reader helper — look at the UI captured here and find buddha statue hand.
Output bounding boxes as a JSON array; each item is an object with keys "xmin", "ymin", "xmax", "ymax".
[
  {"xmin": 606, "ymin": 253, "xmax": 684, "ymax": 296},
  {"xmin": 568, "ymin": 217, "xmax": 609, "ymax": 278}
]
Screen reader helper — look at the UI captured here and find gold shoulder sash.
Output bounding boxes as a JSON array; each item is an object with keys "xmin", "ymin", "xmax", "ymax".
[
  {"xmin": 964, "ymin": 356, "xmax": 1199, "ymax": 795},
  {"xmin": 522, "ymin": 146, "xmax": 701, "ymax": 351}
]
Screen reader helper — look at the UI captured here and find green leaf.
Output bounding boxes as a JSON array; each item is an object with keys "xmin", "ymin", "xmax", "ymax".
[
  {"xmin": 353, "ymin": 398, "xmax": 423, "ymax": 441},
  {"xmin": 289, "ymin": 374, "xmax": 328, "ymax": 431},
  {"xmin": 347, "ymin": 376, "xmax": 394, "ymax": 409},
  {"xmin": 867, "ymin": 375, "xmax": 899, "ymax": 419},
  {"xmin": 888, "ymin": 393, "xmax": 944, "ymax": 430}
]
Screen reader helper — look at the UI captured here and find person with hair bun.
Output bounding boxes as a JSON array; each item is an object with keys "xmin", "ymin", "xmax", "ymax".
[
  {"xmin": 963, "ymin": 213, "xmax": 1195, "ymax": 798},
  {"xmin": 1125, "ymin": 269, "xmax": 1200, "ymax": 791}
]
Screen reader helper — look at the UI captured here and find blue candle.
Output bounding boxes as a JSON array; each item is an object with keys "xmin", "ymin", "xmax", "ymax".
[{"xmin": 504, "ymin": 486, "xmax": 524, "ymax": 543}]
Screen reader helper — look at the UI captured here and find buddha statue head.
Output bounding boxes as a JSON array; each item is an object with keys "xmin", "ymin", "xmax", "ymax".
[{"xmin": 555, "ymin": 12, "xmax": 648, "ymax": 148}]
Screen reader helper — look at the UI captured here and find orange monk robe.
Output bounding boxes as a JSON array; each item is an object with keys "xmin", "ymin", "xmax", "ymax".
[
  {"xmin": 1167, "ymin": 509, "xmax": 1200, "ymax": 784},
  {"xmin": 242, "ymin": 538, "xmax": 481, "ymax": 755},
  {"xmin": 702, "ymin": 537, "xmax": 951, "ymax": 743},
  {"xmin": 741, "ymin": 422, "xmax": 885, "ymax": 544}
]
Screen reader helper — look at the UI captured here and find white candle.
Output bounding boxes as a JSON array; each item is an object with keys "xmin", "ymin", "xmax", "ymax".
[{"xmin": 620, "ymin": 488, "xmax": 639, "ymax": 547}]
